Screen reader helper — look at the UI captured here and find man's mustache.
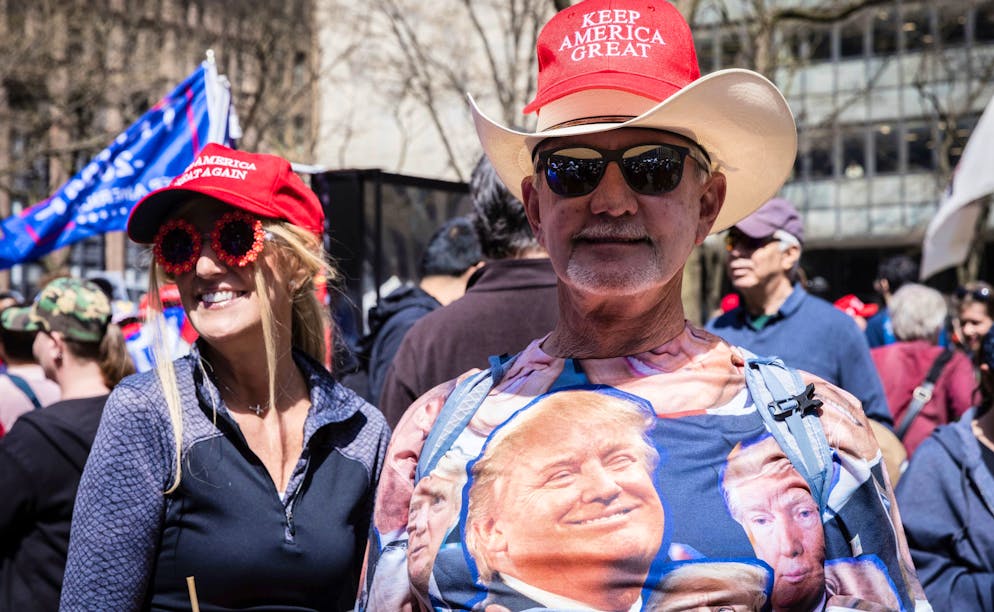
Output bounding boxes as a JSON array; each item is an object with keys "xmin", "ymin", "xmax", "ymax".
[{"xmin": 573, "ymin": 222, "xmax": 650, "ymax": 242}]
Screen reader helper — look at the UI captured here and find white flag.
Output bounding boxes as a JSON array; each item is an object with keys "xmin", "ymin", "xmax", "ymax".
[
  {"xmin": 204, "ymin": 50, "xmax": 242, "ymax": 145},
  {"xmin": 921, "ymin": 95, "xmax": 994, "ymax": 279}
]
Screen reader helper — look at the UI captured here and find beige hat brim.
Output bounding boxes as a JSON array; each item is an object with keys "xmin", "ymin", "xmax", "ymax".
[{"xmin": 470, "ymin": 68, "xmax": 797, "ymax": 233}]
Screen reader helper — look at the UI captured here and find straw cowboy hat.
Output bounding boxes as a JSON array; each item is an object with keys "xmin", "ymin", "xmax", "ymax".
[{"xmin": 470, "ymin": 0, "xmax": 797, "ymax": 233}]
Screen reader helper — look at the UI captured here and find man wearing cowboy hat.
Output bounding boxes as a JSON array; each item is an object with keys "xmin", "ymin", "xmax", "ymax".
[{"xmin": 359, "ymin": 1, "xmax": 929, "ymax": 610}]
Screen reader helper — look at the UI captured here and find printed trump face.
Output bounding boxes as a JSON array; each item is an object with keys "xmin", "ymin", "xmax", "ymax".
[
  {"xmin": 722, "ymin": 437, "xmax": 825, "ymax": 612},
  {"xmin": 407, "ymin": 471, "xmax": 462, "ymax": 592},
  {"xmin": 466, "ymin": 390, "xmax": 664, "ymax": 611}
]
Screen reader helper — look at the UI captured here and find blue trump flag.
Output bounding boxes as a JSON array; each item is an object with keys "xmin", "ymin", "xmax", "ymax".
[{"xmin": 0, "ymin": 60, "xmax": 234, "ymax": 268}]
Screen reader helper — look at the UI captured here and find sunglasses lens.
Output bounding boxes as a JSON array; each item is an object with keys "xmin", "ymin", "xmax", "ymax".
[
  {"xmin": 158, "ymin": 226, "xmax": 198, "ymax": 267},
  {"xmin": 958, "ymin": 286, "xmax": 992, "ymax": 301},
  {"xmin": 544, "ymin": 148, "xmax": 605, "ymax": 197},
  {"xmin": 217, "ymin": 217, "xmax": 257, "ymax": 259},
  {"xmin": 725, "ymin": 231, "xmax": 771, "ymax": 253},
  {"xmin": 621, "ymin": 145, "xmax": 685, "ymax": 195}
]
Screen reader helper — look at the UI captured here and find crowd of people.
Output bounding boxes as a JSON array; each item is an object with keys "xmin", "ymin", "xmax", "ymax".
[{"xmin": 1, "ymin": 0, "xmax": 993, "ymax": 610}]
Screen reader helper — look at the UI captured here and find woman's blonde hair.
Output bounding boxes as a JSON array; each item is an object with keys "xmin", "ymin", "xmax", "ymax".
[{"xmin": 145, "ymin": 219, "xmax": 336, "ymax": 493}]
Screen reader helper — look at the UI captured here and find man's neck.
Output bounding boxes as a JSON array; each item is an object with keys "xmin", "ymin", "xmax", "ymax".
[
  {"xmin": 56, "ymin": 361, "xmax": 110, "ymax": 400},
  {"xmin": 741, "ymin": 276, "xmax": 795, "ymax": 316},
  {"xmin": 542, "ymin": 282, "xmax": 687, "ymax": 358},
  {"xmin": 420, "ymin": 272, "xmax": 473, "ymax": 306}
]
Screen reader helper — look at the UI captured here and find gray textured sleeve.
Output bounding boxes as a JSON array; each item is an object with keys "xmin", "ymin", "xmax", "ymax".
[{"xmin": 60, "ymin": 377, "xmax": 174, "ymax": 611}]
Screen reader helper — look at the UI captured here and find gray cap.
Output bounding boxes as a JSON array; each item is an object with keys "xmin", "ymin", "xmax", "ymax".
[{"xmin": 733, "ymin": 197, "xmax": 804, "ymax": 243}]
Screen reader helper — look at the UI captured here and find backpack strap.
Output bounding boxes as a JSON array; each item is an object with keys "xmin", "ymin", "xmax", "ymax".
[
  {"xmin": 5, "ymin": 372, "xmax": 42, "ymax": 411},
  {"xmin": 895, "ymin": 348, "xmax": 955, "ymax": 441},
  {"xmin": 742, "ymin": 351, "xmax": 833, "ymax": 512},
  {"xmin": 416, "ymin": 353, "xmax": 517, "ymax": 480}
]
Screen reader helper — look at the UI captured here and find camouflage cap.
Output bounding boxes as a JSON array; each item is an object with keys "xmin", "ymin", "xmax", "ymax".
[
  {"xmin": 0, "ymin": 306, "xmax": 32, "ymax": 333},
  {"xmin": 1, "ymin": 278, "xmax": 112, "ymax": 343}
]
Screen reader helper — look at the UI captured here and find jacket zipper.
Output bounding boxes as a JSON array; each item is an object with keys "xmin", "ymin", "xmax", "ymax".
[{"xmin": 283, "ymin": 454, "xmax": 309, "ymax": 544}]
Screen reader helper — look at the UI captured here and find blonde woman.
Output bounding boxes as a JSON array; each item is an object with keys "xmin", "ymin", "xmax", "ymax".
[{"xmin": 61, "ymin": 144, "xmax": 389, "ymax": 611}]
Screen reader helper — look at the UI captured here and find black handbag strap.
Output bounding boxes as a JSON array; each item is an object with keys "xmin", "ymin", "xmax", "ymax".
[{"xmin": 895, "ymin": 348, "xmax": 955, "ymax": 441}]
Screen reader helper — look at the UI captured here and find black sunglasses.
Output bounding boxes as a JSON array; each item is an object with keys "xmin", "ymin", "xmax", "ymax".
[
  {"xmin": 534, "ymin": 143, "xmax": 706, "ymax": 198},
  {"xmin": 956, "ymin": 285, "xmax": 993, "ymax": 302},
  {"xmin": 724, "ymin": 231, "xmax": 777, "ymax": 253}
]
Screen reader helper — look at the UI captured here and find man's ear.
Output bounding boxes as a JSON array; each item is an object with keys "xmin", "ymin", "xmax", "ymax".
[
  {"xmin": 521, "ymin": 175, "xmax": 545, "ymax": 247},
  {"xmin": 695, "ymin": 172, "xmax": 727, "ymax": 245},
  {"xmin": 40, "ymin": 331, "xmax": 64, "ymax": 362},
  {"xmin": 781, "ymin": 243, "xmax": 802, "ymax": 272},
  {"xmin": 472, "ymin": 516, "xmax": 508, "ymax": 555}
]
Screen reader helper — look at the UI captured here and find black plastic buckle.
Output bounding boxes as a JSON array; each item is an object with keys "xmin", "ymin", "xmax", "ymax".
[{"xmin": 769, "ymin": 383, "xmax": 823, "ymax": 420}]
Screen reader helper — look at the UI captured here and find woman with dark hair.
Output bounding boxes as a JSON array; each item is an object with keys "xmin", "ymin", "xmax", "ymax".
[
  {"xmin": 953, "ymin": 280, "xmax": 994, "ymax": 358},
  {"xmin": 0, "ymin": 278, "xmax": 134, "ymax": 611},
  {"xmin": 896, "ymin": 327, "xmax": 994, "ymax": 610},
  {"xmin": 60, "ymin": 144, "xmax": 389, "ymax": 611}
]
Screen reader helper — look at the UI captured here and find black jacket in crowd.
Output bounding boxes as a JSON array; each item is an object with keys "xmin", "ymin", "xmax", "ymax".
[{"xmin": 0, "ymin": 394, "xmax": 107, "ymax": 612}]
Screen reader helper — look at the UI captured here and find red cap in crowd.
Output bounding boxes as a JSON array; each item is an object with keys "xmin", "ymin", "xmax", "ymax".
[{"xmin": 834, "ymin": 294, "xmax": 879, "ymax": 319}]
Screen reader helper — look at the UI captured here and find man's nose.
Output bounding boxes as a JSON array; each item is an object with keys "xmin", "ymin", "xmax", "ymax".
[
  {"xmin": 776, "ymin": 518, "xmax": 805, "ymax": 558},
  {"xmin": 580, "ymin": 461, "xmax": 624, "ymax": 503},
  {"xmin": 408, "ymin": 509, "xmax": 428, "ymax": 535},
  {"xmin": 588, "ymin": 162, "xmax": 639, "ymax": 217}
]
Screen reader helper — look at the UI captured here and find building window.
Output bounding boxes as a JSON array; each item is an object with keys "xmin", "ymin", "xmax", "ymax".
[
  {"xmin": 976, "ymin": 3, "xmax": 994, "ymax": 43},
  {"xmin": 906, "ymin": 122, "xmax": 935, "ymax": 172},
  {"xmin": 719, "ymin": 32, "xmax": 742, "ymax": 68},
  {"xmin": 842, "ymin": 126, "xmax": 867, "ymax": 178},
  {"xmin": 874, "ymin": 124, "xmax": 900, "ymax": 174},
  {"xmin": 949, "ymin": 114, "xmax": 979, "ymax": 166},
  {"xmin": 696, "ymin": 33, "xmax": 715, "ymax": 72},
  {"xmin": 939, "ymin": 6, "xmax": 967, "ymax": 46},
  {"xmin": 902, "ymin": 6, "xmax": 931, "ymax": 51},
  {"xmin": 804, "ymin": 130, "xmax": 834, "ymax": 179},
  {"xmin": 70, "ymin": 235, "xmax": 106, "ymax": 270},
  {"xmin": 872, "ymin": 8, "xmax": 898, "ymax": 56},
  {"xmin": 293, "ymin": 114, "xmax": 306, "ymax": 150},
  {"xmin": 292, "ymin": 51, "xmax": 307, "ymax": 90},
  {"xmin": 841, "ymin": 16, "xmax": 866, "ymax": 58}
]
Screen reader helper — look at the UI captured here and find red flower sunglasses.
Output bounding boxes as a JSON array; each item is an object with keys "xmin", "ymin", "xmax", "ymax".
[{"xmin": 153, "ymin": 210, "xmax": 267, "ymax": 275}]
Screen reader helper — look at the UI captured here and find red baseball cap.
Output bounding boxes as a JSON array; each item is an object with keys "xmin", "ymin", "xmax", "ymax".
[
  {"xmin": 523, "ymin": 0, "xmax": 699, "ymax": 115},
  {"xmin": 127, "ymin": 143, "xmax": 324, "ymax": 243},
  {"xmin": 469, "ymin": 0, "xmax": 797, "ymax": 235},
  {"xmin": 834, "ymin": 294, "xmax": 879, "ymax": 319}
]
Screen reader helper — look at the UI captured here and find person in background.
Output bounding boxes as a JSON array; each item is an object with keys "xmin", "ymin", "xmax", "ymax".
[
  {"xmin": 0, "ymin": 291, "xmax": 23, "ymax": 320},
  {"xmin": 0, "ymin": 291, "xmax": 22, "ymax": 373},
  {"xmin": 896, "ymin": 327, "xmax": 994, "ymax": 610},
  {"xmin": 871, "ymin": 283, "xmax": 974, "ymax": 456},
  {"xmin": 349, "ymin": 216, "xmax": 482, "ymax": 406},
  {"xmin": 953, "ymin": 280, "xmax": 993, "ymax": 360},
  {"xmin": 0, "ymin": 302, "xmax": 61, "ymax": 435},
  {"xmin": 706, "ymin": 197, "xmax": 893, "ymax": 426},
  {"xmin": 61, "ymin": 144, "xmax": 389, "ymax": 611},
  {"xmin": 0, "ymin": 278, "xmax": 134, "ymax": 611},
  {"xmin": 378, "ymin": 156, "xmax": 558, "ymax": 428},
  {"xmin": 834, "ymin": 293, "xmax": 879, "ymax": 332},
  {"xmin": 866, "ymin": 255, "xmax": 919, "ymax": 348}
]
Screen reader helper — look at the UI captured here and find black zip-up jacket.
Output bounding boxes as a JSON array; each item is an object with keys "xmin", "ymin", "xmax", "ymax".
[
  {"xmin": 0, "ymin": 395, "xmax": 107, "ymax": 611},
  {"xmin": 60, "ymin": 346, "xmax": 389, "ymax": 611}
]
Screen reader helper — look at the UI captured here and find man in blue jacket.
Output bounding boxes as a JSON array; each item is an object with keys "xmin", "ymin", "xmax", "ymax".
[{"xmin": 706, "ymin": 197, "xmax": 892, "ymax": 426}]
